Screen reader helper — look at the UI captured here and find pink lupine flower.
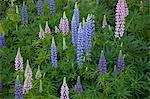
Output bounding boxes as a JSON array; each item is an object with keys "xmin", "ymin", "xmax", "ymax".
[
  {"xmin": 60, "ymin": 77, "xmax": 69, "ymax": 99},
  {"xmin": 45, "ymin": 21, "xmax": 51, "ymax": 34},
  {"xmin": 15, "ymin": 48, "xmax": 23, "ymax": 72},
  {"xmin": 23, "ymin": 76, "xmax": 32, "ymax": 94},
  {"xmin": 115, "ymin": 0, "xmax": 128, "ymax": 38},
  {"xmin": 39, "ymin": 24, "xmax": 45, "ymax": 39},
  {"xmin": 61, "ymin": 12, "xmax": 69, "ymax": 36},
  {"xmin": 24, "ymin": 60, "xmax": 32, "ymax": 79},
  {"xmin": 102, "ymin": 15, "xmax": 107, "ymax": 29}
]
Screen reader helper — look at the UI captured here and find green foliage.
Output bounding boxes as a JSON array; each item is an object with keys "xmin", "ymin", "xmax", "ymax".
[{"xmin": 0, "ymin": 0, "xmax": 149, "ymax": 98}]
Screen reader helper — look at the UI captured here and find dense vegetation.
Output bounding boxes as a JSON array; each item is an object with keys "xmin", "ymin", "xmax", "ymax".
[{"xmin": 0, "ymin": 0, "xmax": 149, "ymax": 98}]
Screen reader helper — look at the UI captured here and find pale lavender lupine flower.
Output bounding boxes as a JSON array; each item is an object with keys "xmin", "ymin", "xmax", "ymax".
[
  {"xmin": 23, "ymin": 76, "xmax": 32, "ymax": 94},
  {"xmin": 59, "ymin": 18, "xmax": 63, "ymax": 32},
  {"xmin": 55, "ymin": 26, "xmax": 60, "ymax": 33},
  {"xmin": 60, "ymin": 77, "xmax": 69, "ymax": 99},
  {"xmin": 61, "ymin": 12, "xmax": 69, "ymax": 36},
  {"xmin": 77, "ymin": 23, "xmax": 84, "ymax": 68},
  {"xmin": 35, "ymin": 65, "xmax": 42, "ymax": 80},
  {"xmin": 24, "ymin": 60, "xmax": 32, "ymax": 79},
  {"xmin": 22, "ymin": 2, "xmax": 28, "ymax": 25},
  {"xmin": 48, "ymin": 0, "xmax": 56, "ymax": 15},
  {"xmin": 37, "ymin": 0, "xmax": 44, "ymax": 16},
  {"xmin": 15, "ymin": 48, "xmax": 23, "ymax": 72},
  {"xmin": 71, "ymin": 15, "xmax": 78, "ymax": 45},
  {"xmin": 117, "ymin": 50, "xmax": 125, "ymax": 71},
  {"xmin": 50, "ymin": 37, "xmax": 58, "ymax": 68},
  {"xmin": 14, "ymin": 76, "xmax": 23, "ymax": 99},
  {"xmin": 76, "ymin": 76, "xmax": 83, "ymax": 93},
  {"xmin": 98, "ymin": 51, "xmax": 107, "ymax": 74},
  {"xmin": 102, "ymin": 15, "xmax": 107, "ymax": 29},
  {"xmin": 39, "ymin": 24, "xmax": 45, "ymax": 39},
  {"xmin": 45, "ymin": 21, "xmax": 51, "ymax": 34},
  {"xmin": 115, "ymin": 0, "xmax": 128, "ymax": 38}
]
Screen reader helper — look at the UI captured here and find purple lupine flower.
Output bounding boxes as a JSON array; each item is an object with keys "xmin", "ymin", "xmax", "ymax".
[
  {"xmin": 98, "ymin": 51, "xmax": 107, "ymax": 74},
  {"xmin": 23, "ymin": 76, "xmax": 32, "ymax": 94},
  {"xmin": 61, "ymin": 12, "xmax": 69, "ymax": 36},
  {"xmin": 82, "ymin": 17, "xmax": 86, "ymax": 50},
  {"xmin": 14, "ymin": 76, "xmax": 23, "ymax": 99},
  {"xmin": 76, "ymin": 76, "xmax": 83, "ymax": 93},
  {"xmin": 71, "ymin": 15, "xmax": 78, "ymax": 45},
  {"xmin": 45, "ymin": 21, "xmax": 51, "ymax": 34},
  {"xmin": 50, "ymin": 37, "xmax": 58, "ymax": 68},
  {"xmin": 37, "ymin": 0, "xmax": 44, "ymax": 16},
  {"xmin": 22, "ymin": 2, "xmax": 28, "ymax": 25},
  {"xmin": 102, "ymin": 15, "xmax": 107, "ymax": 29},
  {"xmin": 0, "ymin": 33, "xmax": 6, "ymax": 48},
  {"xmin": 24, "ymin": 60, "xmax": 32, "ymax": 79},
  {"xmin": 35, "ymin": 65, "xmax": 42, "ymax": 80},
  {"xmin": 48, "ymin": 0, "xmax": 56, "ymax": 15},
  {"xmin": 0, "ymin": 80, "xmax": 2, "ymax": 93},
  {"xmin": 115, "ymin": 0, "xmax": 128, "ymax": 38},
  {"xmin": 77, "ymin": 23, "xmax": 84, "ymax": 68},
  {"xmin": 117, "ymin": 50, "xmax": 125, "ymax": 71},
  {"xmin": 59, "ymin": 18, "xmax": 63, "ymax": 32},
  {"xmin": 60, "ymin": 77, "xmax": 69, "ymax": 99},
  {"xmin": 39, "ymin": 24, "xmax": 45, "ymax": 39},
  {"xmin": 74, "ymin": 2, "xmax": 80, "ymax": 28},
  {"xmin": 88, "ymin": 14, "xmax": 95, "ymax": 36},
  {"xmin": 15, "ymin": 48, "xmax": 23, "ymax": 72}
]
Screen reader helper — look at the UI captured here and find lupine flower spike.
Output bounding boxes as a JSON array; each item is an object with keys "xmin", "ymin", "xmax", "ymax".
[
  {"xmin": 0, "ymin": 80, "xmax": 2, "ymax": 93},
  {"xmin": 82, "ymin": 17, "xmax": 86, "ymax": 50},
  {"xmin": 0, "ymin": 33, "xmax": 6, "ymax": 48},
  {"xmin": 50, "ymin": 37, "xmax": 58, "ymax": 68},
  {"xmin": 24, "ymin": 60, "xmax": 32, "ymax": 79},
  {"xmin": 15, "ymin": 76, "xmax": 23, "ymax": 99},
  {"xmin": 102, "ymin": 15, "xmax": 107, "ymax": 29},
  {"xmin": 48, "ymin": 0, "xmax": 56, "ymax": 15},
  {"xmin": 60, "ymin": 77, "xmax": 69, "ymax": 99},
  {"xmin": 74, "ymin": 2, "xmax": 80, "ymax": 28},
  {"xmin": 98, "ymin": 51, "xmax": 107, "ymax": 74},
  {"xmin": 35, "ymin": 65, "xmax": 42, "ymax": 80},
  {"xmin": 22, "ymin": 2, "xmax": 28, "ymax": 25},
  {"xmin": 63, "ymin": 37, "xmax": 67, "ymax": 50},
  {"xmin": 45, "ymin": 21, "xmax": 51, "ymax": 34},
  {"xmin": 15, "ymin": 48, "xmax": 23, "ymax": 72},
  {"xmin": 39, "ymin": 24, "xmax": 45, "ymax": 39},
  {"xmin": 117, "ymin": 50, "xmax": 125, "ymax": 71},
  {"xmin": 71, "ymin": 15, "xmax": 78, "ymax": 45},
  {"xmin": 37, "ymin": 0, "xmax": 44, "ymax": 16},
  {"xmin": 61, "ymin": 12, "xmax": 69, "ymax": 36},
  {"xmin": 59, "ymin": 18, "xmax": 63, "ymax": 32},
  {"xmin": 77, "ymin": 23, "xmax": 84, "ymax": 68},
  {"xmin": 115, "ymin": 0, "xmax": 128, "ymax": 38},
  {"xmin": 39, "ymin": 80, "xmax": 43, "ymax": 93},
  {"xmin": 55, "ymin": 26, "xmax": 60, "ymax": 33},
  {"xmin": 23, "ymin": 76, "xmax": 32, "ymax": 94},
  {"xmin": 76, "ymin": 76, "xmax": 83, "ymax": 93}
]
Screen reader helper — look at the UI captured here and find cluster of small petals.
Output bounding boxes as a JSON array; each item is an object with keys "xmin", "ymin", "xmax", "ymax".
[
  {"xmin": 45, "ymin": 21, "xmax": 51, "ymax": 34},
  {"xmin": 117, "ymin": 50, "xmax": 125, "ymax": 71},
  {"xmin": 61, "ymin": 12, "xmax": 69, "ymax": 36},
  {"xmin": 39, "ymin": 24, "xmax": 45, "ymax": 39},
  {"xmin": 74, "ymin": 2, "xmax": 80, "ymax": 28},
  {"xmin": 24, "ymin": 60, "xmax": 32, "ymax": 79},
  {"xmin": 15, "ymin": 76, "xmax": 23, "ymax": 99},
  {"xmin": 23, "ymin": 76, "xmax": 32, "ymax": 94},
  {"xmin": 98, "ymin": 51, "xmax": 107, "ymax": 74},
  {"xmin": 37, "ymin": 0, "xmax": 44, "ymax": 16},
  {"xmin": 59, "ymin": 18, "xmax": 63, "ymax": 32},
  {"xmin": 15, "ymin": 48, "xmax": 23, "ymax": 72},
  {"xmin": 55, "ymin": 26, "xmax": 60, "ymax": 33},
  {"xmin": 0, "ymin": 33, "xmax": 6, "ymax": 48},
  {"xmin": 50, "ymin": 37, "xmax": 58, "ymax": 68},
  {"xmin": 60, "ymin": 77, "xmax": 69, "ymax": 99},
  {"xmin": 76, "ymin": 76, "xmax": 83, "ymax": 93},
  {"xmin": 35, "ymin": 65, "xmax": 42, "ymax": 80},
  {"xmin": 22, "ymin": 2, "xmax": 28, "ymax": 25},
  {"xmin": 102, "ymin": 15, "xmax": 107, "ymax": 29},
  {"xmin": 48, "ymin": 0, "xmax": 56, "ymax": 15},
  {"xmin": 77, "ymin": 23, "xmax": 84, "ymax": 68},
  {"xmin": 89, "ymin": 14, "xmax": 95, "ymax": 36}
]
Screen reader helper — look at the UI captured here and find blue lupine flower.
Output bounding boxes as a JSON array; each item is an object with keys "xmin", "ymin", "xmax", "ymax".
[
  {"xmin": 98, "ymin": 51, "xmax": 107, "ymax": 74},
  {"xmin": 22, "ymin": 2, "xmax": 28, "ymax": 25},
  {"xmin": 48, "ymin": 0, "xmax": 56, "ymax": 15},
  {"xmin": 89, "ymin": 14, "xmax": 95, "ymax": 36},
  {"xmin": 37, "ymin": 0, "xmax": 44, "ymax": 16},
  {"xmin": 117, "ymin": 50, "xmax": 125, "ymax": 71},
  {"xmin": 82, "ymin": 17, "xmax": 86, "ymax": 50},
  {"xmin": 15, "ymin": 76, "xmax": 23, "ymax": 99},
  {"xmin": 76, "ymin": 76, "xmax": 83, "ymax": 93},
  {"xmin": 74, "ymin": 2, "xmax": 80, "ymax": 28},
  {"xmin": 77, "ymin": 23, "xmax": 84, "ymax": 68},
  {"xmin": 50, "ymin": 37, "xmax": 58, "ymax": 68},
  {"xmin": 71, "ymin": 15, "xmax": 78, "ymax": 45},
  {"xmin": 0, "ymin": 80, "xmax": 2, "ymax": 93},
  {"xmin": 0, "ymin": 33, "xmax": 6, "ymax": 48}
]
